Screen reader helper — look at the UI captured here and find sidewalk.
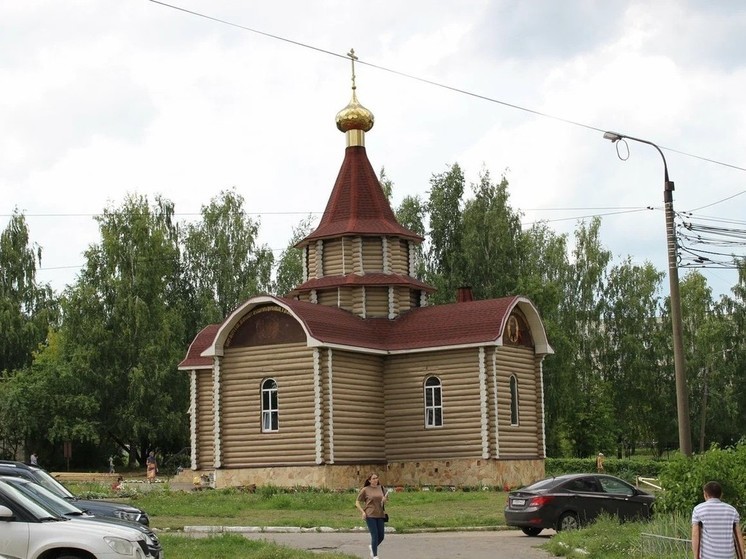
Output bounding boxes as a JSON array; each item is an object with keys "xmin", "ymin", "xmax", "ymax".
[{"xmin": 176, "ymin": 526, "xmax": 553, "ymax": 559}]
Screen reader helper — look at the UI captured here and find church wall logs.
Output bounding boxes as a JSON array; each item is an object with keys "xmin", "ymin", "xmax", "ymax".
[
  {"xmin": 195, "ymin": 369, "xmax": 215, "ymax": 469},
  {"xmin": 384, "ymin": 349, "xmax": 483, "ymax": 460},
  {"xmin": 220, "ymin": 343, "xmax": 316, "ymax": 466},
  {"xmin": 327, "ymin": 350, "xmax": 385, "ymax": 462},
  {"xmin": 495, "ymin": 345, "xmax": 540, "ymax": 456}
]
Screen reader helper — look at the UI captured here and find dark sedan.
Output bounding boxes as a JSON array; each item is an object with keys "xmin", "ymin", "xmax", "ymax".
[{"xmin": 504, "ymin": 473, "xmax": 655, "ymax": 536}]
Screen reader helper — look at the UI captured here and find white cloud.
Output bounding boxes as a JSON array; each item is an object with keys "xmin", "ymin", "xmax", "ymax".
[{"xmin": 1, "ymin": 0, "xmax": 744, "ymax": 300}]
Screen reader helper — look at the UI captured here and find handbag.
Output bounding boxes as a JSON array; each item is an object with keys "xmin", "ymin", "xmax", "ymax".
[{"xmin": 382, "ymin": 486, "xmax": 389, "ymax": 522}]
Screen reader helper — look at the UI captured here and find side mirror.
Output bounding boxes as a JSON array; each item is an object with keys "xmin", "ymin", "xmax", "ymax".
[{"xmin": 0, "ymin": 505, "xmax": 14, "ymax": 520}]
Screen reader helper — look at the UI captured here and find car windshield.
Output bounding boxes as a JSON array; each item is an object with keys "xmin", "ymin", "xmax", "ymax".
[
  {"xmin": 0, "ymin": 480, "xmax": 65, "ymax": 520},
  {"xmin": 31, "ymin": 469, "xmax": 75, "ymax": 499},
  {"xmin": 3, "ymin": 479, "xmax": 83, "ymax": 516}
]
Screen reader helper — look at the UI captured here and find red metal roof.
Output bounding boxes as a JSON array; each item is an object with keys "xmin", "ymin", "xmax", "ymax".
[
  {"xmin": 178, "ymin": 323, "xmax": 220, "ymax": 369},
  {"xmin": 179, "ymin": 296, "xmax": 525, "ymax": 366},
  {"xmin": 299, "ymin": 146, "xmax": 423, "ymax": 245},
  {"xmin": 289, "ymin": 272, "xmax": 435, "ymax": 296}
]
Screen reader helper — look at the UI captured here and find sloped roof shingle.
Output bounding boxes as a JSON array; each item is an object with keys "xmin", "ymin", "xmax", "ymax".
[{"xmin": 299, "ymin": 146, "xmax": 422, "ymax": 245}]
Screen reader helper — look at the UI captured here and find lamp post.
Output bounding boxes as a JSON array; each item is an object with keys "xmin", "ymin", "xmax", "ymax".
[{"xmin": 603, "ymin": 131, "xmax": 692, "ymax": 457}]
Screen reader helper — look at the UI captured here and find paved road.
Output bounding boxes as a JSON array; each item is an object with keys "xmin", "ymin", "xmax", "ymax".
[{"xmin": 182, "ymin": 528, "xmax": 556, "ymax": 558}]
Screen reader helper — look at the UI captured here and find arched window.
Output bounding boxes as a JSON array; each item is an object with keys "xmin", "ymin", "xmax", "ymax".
[
  {"xmin": 261, "ymin": 379, "xmax": 279, "ymax": 432},
  {"xmin": 509, "ymin": 375, "xmax": 519, "ymax": 426},
  {"xmin": 424, "ymin": 376, "xmax": 443, "ymax": 428}
]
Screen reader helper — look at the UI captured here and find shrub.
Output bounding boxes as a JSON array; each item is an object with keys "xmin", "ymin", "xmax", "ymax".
[
  {"xmin": 545, "ymin": 457, "xmax": 663, "ymax": 483},
  {"xmin": 657, "ymin": 442, "xmax": 746, "ymax": 515}
]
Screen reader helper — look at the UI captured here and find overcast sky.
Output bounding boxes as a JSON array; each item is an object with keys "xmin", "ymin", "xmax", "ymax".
[{"xmin": 2, "ymin": 0, "xmax": 745, "ymax": 301}]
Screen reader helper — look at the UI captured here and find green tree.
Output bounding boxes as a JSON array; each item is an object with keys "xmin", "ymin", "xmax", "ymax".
[
  {"xmin": 517, "ymin": 222, "xmax": 573, "ymax": 456},
  {"xmin": 0, "ymin": 331, "xmax": 99, "ymax": 462},
  {"xmin": 681, "ymin": 271, "xmax": 736, "ymax": 450},
  {"xmin": 182, "ymin": 189, "xmax": 273, "ymax": 324},
  {"xmin": 563, "ymin": 218, "xmax": 614, "ymax": 457},
  {"xmin": 395, "ymin": 194, "xmax": 427, "ymax": 280},
  {"xmin": 379, "ymin": 167, "xmax": 393, "ymax": 201},
  {"xmin": 273, "ymin": 216, "xmax": 315, "ymax": 297},
  {"xmin": 425, "ymin": 164, "xmax": 465, "ymax": 303},
  {"xmin": 0, "ymin": 211, "xmax": 58, "ymax": 373},
  {"xmin": 61, "ymin": 194, "xmax": 188, "ymax": 465},
  {"xmin": 600, "ymin": 259, "xmax": 665, "ymax": 456},
  {"xmin": 460, "ymin": 170, "xmax": 524, "ymax": 299}
]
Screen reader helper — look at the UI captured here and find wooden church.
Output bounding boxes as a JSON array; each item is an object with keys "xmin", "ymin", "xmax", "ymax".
[{"xmin": 178, "ymin": 60, "xmax": 552, "ymax": 489}]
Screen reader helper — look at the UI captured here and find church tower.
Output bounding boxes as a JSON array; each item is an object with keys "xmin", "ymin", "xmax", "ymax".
[{"xmin": 291, "ymin": 50, "xmax": 434, "ymax": 318}]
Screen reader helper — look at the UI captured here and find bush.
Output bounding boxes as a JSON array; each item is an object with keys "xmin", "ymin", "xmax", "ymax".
[
  {"xmin": 546, "ymin": 457, "xmax": 663, "ymax": 483},
  {"xmin": 656, "ymin": 442, "xmax": 746, "ymax": 515}
]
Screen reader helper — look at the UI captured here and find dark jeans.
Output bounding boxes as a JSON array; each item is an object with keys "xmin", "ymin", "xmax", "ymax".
[{"xmin": 365, "ymin": 516, "xmax": 385, "ymax": 556}]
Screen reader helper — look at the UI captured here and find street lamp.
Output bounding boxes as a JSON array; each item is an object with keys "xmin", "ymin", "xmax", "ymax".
[{"xmin": 603, "ymin": 131, "xmax": 692, "ymax": 457}]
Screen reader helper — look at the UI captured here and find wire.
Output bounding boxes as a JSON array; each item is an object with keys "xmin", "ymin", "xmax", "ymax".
[
  {"xmin": 149, "ymin": 1, "xmax": 746, "ymax": 174},
  {"xmin": 686, "ymin": 191, "xmax": 746, "ymax": 213}
]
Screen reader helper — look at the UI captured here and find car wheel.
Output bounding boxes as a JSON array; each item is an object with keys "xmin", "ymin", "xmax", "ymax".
[
  {"xmin": 558, "ymin": 511, "xmax": 579, "ymax": 531},
  {"xmin": 56, "ymin": 556, "xmax": 85, "ymax": 559},
  {"xmin": 522, "ymin": 527, "xmax": 542, "ymax": 537}
]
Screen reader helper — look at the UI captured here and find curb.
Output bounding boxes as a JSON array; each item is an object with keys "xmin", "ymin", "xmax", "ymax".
[
  {"xmin": 183, "ymin": 526, "xmax": 392, "ymax": 534},
  {"xmin": 180, "ymin": 525, "xmax": 513, "ymax": 534}
]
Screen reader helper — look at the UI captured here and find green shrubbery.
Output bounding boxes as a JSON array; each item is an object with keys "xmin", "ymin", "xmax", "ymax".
[
  {"xmin": 546, "ymin": 457, "xmax": 663, "ymax": 483},
  {"xmin": 656, "ymin": 441, "xmax": 746, "ymax": 515}
]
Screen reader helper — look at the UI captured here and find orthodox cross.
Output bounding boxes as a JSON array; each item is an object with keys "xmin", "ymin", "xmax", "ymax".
[{"xmin": 347, "ymin": 48, "xmax": 358, "ymax": 90}]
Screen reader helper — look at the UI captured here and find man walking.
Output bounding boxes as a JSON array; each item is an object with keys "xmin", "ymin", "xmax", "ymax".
[{"xmin": 692, "ymin": 481, "xmax": 745, "ymax": 559}]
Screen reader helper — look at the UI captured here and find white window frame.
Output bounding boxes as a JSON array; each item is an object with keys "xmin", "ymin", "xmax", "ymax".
[
  {"xmin": 424, "ymin": 376, "xmax": 443, "ymax": 428},
  {"xmin": 509, "ymin": 374, "xmax": 520, "ymax": 426},
  {"xmin": 261, "ymin": 378, "xmax": 279, "ymax": 432}
]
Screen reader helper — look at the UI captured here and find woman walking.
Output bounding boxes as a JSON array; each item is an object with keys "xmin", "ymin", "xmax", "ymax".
[
  {"xmin": 146, "ymin": 451, "xmax": 157, "ymax": 483},
  {"xmin": 356, "ymin": 472, "xmax": 388, "ymax": 559}
]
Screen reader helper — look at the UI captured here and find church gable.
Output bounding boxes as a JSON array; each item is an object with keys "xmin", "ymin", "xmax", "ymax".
[{"xmin": 226, "ymin": 305, "xmax": 306, "ymax": 348}]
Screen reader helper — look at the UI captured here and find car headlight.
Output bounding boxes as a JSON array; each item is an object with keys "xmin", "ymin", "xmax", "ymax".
[
  {"xmin": 115, "ymin": 509, "xmax": 141, "ymax": 523},
  {"xmin": 104, "ymin": 536, "xmax": 137, "ymax": 555}
]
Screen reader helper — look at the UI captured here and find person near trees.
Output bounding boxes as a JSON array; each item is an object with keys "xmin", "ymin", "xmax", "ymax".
[
  {"xmin": 29, "ymin": 452, "xmax": 38, "ymax": 466},
  {"xmin": 692, "ymin": 481, "xmax": 745, "ymax": 559},
  {"xmin": 146, "ymin": 451, "xmax": 157, "ymax": 483},
  {"xmin": 355, "ymin": 472, "xmax": 389, "ymax": 559},
  {"xmin": 596, "ymin": 452, "xmax": 605, "ymax": 473}
]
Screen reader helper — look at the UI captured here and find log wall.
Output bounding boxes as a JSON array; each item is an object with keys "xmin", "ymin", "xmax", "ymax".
[
  {"xmin": 388, "ymin": 238, "xmax": 409, "ymax": 276},
  {"xmin": 327, "ymin": 350, "xmax": 385, "ymax": 462},
  {"xmin": 361, "ymin": 238, "xmax": 383, "ymax": 272},
  {"xmin": 495, "ymin": 345, "xmax": 540, "ymax": 456},
  {"xmin": 195, "ymin": 369, "xmax": 215, "ymax": 469},
  {"xmin": 384, "ymin": 349, "xmax": 483, "ymax": 460},
  {"xmin": 365, "ymin": 286, "xmax": 389, "ymax": 318},
  {"xmin": 323, "ymin": 239, "xmax": 344, "ymax": 276},
  {"xmin": 219, "ymin": 343, "xmax": 316, "ymax": 466}
]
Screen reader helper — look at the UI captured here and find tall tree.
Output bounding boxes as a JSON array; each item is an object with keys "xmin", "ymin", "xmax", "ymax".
[
  {"xmin": 681, "ymin": 271, "xmax": 736, "ymax": 450},
  {"xmin": 600, "ymin": 259, "xmax": 665, "ymax": 456},
  {"xmin": 517, "ymin": 222, "xmax": 573, "ymax": 455},
  {"xmin": 0, "ymin": 330, "xmax": 99, "ymax": 462},
  {"xmin": 182, "ymin": 188, "xmax": 274, "ymax": 325},
  {"xmin": 395, "ymin": 194, "xmax": 427, "ymax": 280},
  {"xmin": 273, "ymin": 216, "xmax": 315, "ymax": 297},
  {"xmin": 563, "ymin": 218, "xmax": 614, "ymax": 457},
  {"xmin": 426, "ymin": 164, "xmax": 465, "ymax": 303},
  {"xmin": 460, "ymin": 170, "xmax": 524, "ymax": 299},
  {"xmin": 61, "ymin": 194, "xmax": 188, "ymax": 465},
  {"xmin": 0, "ymin": 211, "xmax": 58, "ymax": 373}
]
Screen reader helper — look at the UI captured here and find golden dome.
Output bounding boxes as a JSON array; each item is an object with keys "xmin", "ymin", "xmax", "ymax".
[{"xmin": 335, "ymin": 89, "xmax": 374, "ymax": 133}]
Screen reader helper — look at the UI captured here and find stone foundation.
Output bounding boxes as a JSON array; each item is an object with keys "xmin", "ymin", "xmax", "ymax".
[{"xmin": 176, "ymin": 458, "xmax": 544, "ymax": 491}]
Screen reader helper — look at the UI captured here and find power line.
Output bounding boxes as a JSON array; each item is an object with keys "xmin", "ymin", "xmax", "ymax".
[{"xmin": 150, "ymin": 0, "xmax": 746, "ymax": 174}]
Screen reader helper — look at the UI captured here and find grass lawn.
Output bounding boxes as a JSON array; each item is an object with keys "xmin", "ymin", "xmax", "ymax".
[
  {"xmin": 70, "ymin": 482, "xmax": 694, "ymax": 559},
  {"xmin": 156, "ymin": 533, "xmax": 357, "ymax": 559},
  {"xmin": 130, "ymin": 487, "xmax": 508, "ymax": 532}
]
